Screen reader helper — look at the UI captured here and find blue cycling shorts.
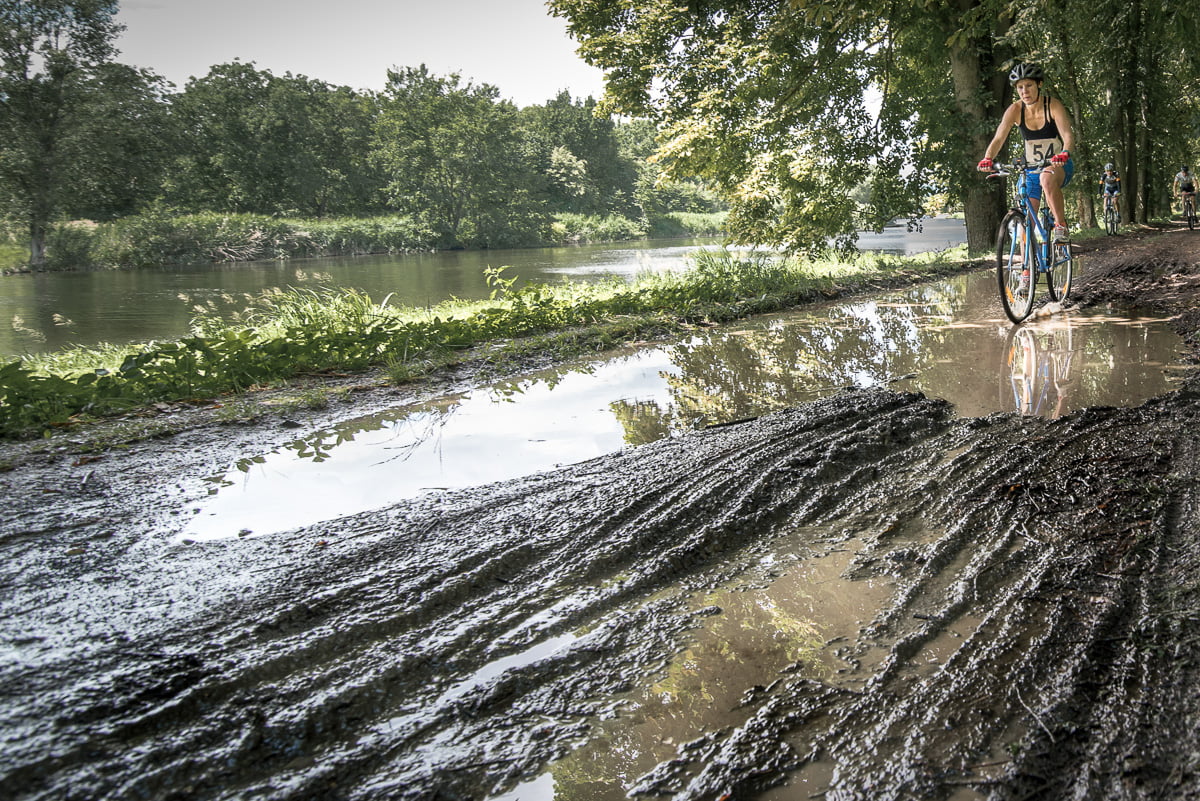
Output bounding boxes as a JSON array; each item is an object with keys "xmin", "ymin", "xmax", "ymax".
[{"xmin": 1022, "ymin": 158, "xmax": 1075, "ymax": 201}]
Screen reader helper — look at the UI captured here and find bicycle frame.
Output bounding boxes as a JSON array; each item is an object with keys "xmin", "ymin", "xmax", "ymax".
[
  {"xmin": 1022, "ymin": 175, "xmax": 1051, "ymax": 265},
  {"xmin": 988, "ymin": 157, "xmax": 1074, "ymax": 323},
  {"xmin": 992, "ymin": 159, "xmax": 1055, "ymax": 274},
  {"xmin": 1183, "ymin": 191, "xmax": 1197, "ymax": 230}
]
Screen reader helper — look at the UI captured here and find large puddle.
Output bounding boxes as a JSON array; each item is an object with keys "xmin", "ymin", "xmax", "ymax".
[{"xmin": 183, "ymin": 270, "xmax": 1188, "ymax": 542}]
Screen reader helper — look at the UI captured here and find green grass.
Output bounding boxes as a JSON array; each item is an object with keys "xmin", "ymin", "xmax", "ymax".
[
  {"xmin": 549, "ymin": 213, "xmax": 648, "ymax": 243},
  {"xmin": 89, "ymin": 211, "xmax": 433, "ymax": 268},
  {"xmin": 0, "ymin": 241, "xmax": 26, "ymax": 272},
  {"xmin": 647, "ymin": 212, "xmax": 727, "ymax": 237},
  {"xmin": 0, "ymin": 246, "xmax": 977, "ymax": 438}
]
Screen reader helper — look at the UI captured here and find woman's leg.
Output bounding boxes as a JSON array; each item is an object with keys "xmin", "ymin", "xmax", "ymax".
[{"xmin": 1041, "ymin": 165, "xmax": 1067, "ymax": 227}]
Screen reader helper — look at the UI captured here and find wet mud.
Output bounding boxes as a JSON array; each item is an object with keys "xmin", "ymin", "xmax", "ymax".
[{"xmin": 2, "ymin": 227, "xmax": 1200, "ymax": 800}]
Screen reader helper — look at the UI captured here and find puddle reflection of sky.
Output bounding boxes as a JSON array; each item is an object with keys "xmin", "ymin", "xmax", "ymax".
[
  {"xmin": 184, "ymin": 353, "xmax": 681, "ymax": 540},
  {"xmin": 184, "ymin": 272, "xmax": 1188, "ymax": 541}
]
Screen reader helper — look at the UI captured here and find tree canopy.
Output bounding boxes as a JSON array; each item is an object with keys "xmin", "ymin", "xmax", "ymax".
[
  {"xmin": 0, "ymin": 0, "xmax": 126, "ymax": 262},
  {"xmin": 551, "ymin": 0, "xmax": 1200, "ymax": 254},
  {"xmin": 165, "ymin": 62, "xmax": 383, "ymax": 217},
  {"xmin": 373, "ymin": 66, "xmax": 548, "ymax": 248}
]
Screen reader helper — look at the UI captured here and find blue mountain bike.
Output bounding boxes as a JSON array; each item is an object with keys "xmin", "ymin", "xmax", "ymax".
[{"xmin": 988, "ymin": 158, "xmax": 1075, "ymax": 323}]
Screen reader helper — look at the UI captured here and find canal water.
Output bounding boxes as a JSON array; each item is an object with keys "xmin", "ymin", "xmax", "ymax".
[
  {"xmin": 0, "ymin": 218, "xmax": 969, "ymax": 358},
  {"xmin": 182, "ymin": 269, "xmax": 1188, "ymax": 542}
]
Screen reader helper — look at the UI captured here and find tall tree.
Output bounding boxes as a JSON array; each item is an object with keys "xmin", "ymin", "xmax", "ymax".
[
  {"xmin": 373, "ymin": 65, "xmax": 547, "ymax": 248},
  {"xmin": 0, "ymin": 0, "xmax": 123, "ymax": 264},
  {"xmin": 612, "ymin": 115, "xmax": 727, "ymax": 220},
  {"xmin": 519, "ymin": 91, "xmax": 636, "ymax": 215},
  {"xmin": 60, "ymin": 62, "xmax": 175, "ymax": 220},
  {"xmin": 551, "ymin": 0, "xmax": 1018, "ymax": 254},
  {"xmin": 166, "ymin": 62, "xmax": 383, "ymax": 216},
  {"xmin": 1003, "ymin": 0, "xmax": 1200, "ymax": 224},
  {"xmin": 931, "ymin": 1, "xmax": 1013, "ymax": 253}
]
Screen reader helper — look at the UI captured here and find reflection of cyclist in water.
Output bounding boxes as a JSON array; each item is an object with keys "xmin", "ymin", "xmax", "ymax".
[{"xmin": 1004, "ymin": 324, "xmax": 1078, "ymax": 418}]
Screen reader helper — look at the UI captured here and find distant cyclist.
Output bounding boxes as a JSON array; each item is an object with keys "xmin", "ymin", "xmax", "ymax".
[
  {"xmin": 978, "ymin": 62, "xmax": 1076, "ymax": 243},
  {"xmin": 1174, "ymin": 165, "xmax": 1196, "ymax": 207},
  {"xmin": 1099, "ymin": 164, "xmax": 1121, "ymax": 222}
]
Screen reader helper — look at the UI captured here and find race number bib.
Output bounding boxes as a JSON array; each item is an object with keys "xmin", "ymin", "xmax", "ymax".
[{"xmin": 1024, "ymin": 139, "xmax": 1061, "ymax": 163}]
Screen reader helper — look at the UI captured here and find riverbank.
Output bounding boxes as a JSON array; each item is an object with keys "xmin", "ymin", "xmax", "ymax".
[
  {"xmin": 1, "ymin": 224, "xmax": 1198, "ymax": 801},
  {"xmin": 0, "ymin": 210, "xmax": 728, "ymax": 273}
]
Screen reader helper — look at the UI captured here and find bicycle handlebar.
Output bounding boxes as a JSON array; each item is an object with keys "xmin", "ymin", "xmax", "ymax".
[{"xmin": 985, "ymin": 157, "xmax": 1056, "ymax": 177}]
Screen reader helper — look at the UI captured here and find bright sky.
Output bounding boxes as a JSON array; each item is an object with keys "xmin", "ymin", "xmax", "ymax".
[{"xmin": 114, "ymin": 0, "xmax": 607, "ymax": 107}]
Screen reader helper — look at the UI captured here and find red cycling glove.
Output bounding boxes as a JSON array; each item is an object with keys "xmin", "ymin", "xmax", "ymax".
[
  {"xmin": 1051, "ymin": 150, "xmax": 1070, "ymax": 165},
  {"xmin": 977, "ymin": 157, "xmax": 994, "ymax": 172}
]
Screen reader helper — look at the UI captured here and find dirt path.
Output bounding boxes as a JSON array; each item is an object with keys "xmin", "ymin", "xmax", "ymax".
[{"xmin": 2, "ymin": 226, "xmax": 1199, "ymax": 801}]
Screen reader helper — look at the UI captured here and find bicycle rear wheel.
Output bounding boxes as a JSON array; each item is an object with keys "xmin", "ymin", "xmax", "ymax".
[
  {"xmin": 997, "ymin": 211, "xmax": 1035, "ymax": 323},
  {"xmin": 1047, "ymin": 238, "xmax": 1073, "ymax": 303}
]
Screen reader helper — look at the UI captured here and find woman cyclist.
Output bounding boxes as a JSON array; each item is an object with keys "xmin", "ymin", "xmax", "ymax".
[
  {"xmin": 1099, "ymin": 164, "xmax": 1121, "ymax": 222},
  {"xmin": 977, "ymin": 63, "xmax": 1077, "ymax": 243}
]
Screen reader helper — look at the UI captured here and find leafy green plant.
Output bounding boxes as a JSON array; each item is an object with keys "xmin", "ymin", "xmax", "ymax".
[
  {"xmin": 647, "ymin": 212, "xmax": 728, "ymax": 238},
  {"xmin": 43, "ymin": 223, "xmax": 99, "ymax": 270},
  {"xmin": 551, "ymin": 212, "xmax": 647, "ymax": 244},
  {"xmin": 0, "ymin": 241, "xmax": 26, "ymax": 271}
]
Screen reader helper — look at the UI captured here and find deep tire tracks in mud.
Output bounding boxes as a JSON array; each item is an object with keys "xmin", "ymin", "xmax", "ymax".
[{"xmin": 4, "ymin": 382, "xmax": 1200, "ymax": 800}]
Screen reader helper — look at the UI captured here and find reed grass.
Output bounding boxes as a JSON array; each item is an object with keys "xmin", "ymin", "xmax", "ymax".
[{"xmin": 5, "ymin": 210, "xmax": 727, "ymax": 271}]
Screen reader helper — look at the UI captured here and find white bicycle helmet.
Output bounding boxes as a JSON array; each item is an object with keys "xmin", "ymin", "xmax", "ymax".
[
  {"xmin": 1008, "ymin": 63, "xmax": 1044, "ymax": 84},
  {"xmin": 1105, "ymin": 163, "xmax": 1114, "ymax": 171}
]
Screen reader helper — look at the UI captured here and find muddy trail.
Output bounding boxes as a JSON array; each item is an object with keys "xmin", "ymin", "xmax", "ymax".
[{"xmin": 2, "ymin": 227, "xmax": 1200, "ymax": 801}]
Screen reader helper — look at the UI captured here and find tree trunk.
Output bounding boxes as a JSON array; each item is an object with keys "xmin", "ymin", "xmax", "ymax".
[
  {"xmin": 1055, "ymin": 19, "xmax": 1094, "ymax": 228},
  {"xmin": 28, "ymin": 173, "xmax": 53, "ymax": 266},
  {"xmin": 1141, "ymin": 42, "xmax": 1162, "ymax": 221},
  {"xmin": 1120, "ymin": 0, "xmax": 1144, "ymax": 222},
  {"xmin": 1122, "ymin": 109, "xmax": 1139, "ymax": 221},
  {"xmin": 947, "ymin": 4, "xmax": 1011, "ymax": 256},
  {"xmin": 29, "ymin": 221, "xmax": 47, "ymax": 267},
  {"xmin": 1136, "ymin": 104, "xmax": 1150, "ymax": 223}
]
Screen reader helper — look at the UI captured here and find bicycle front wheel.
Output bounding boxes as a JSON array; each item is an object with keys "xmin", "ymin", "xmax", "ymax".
[
  {"xmin": 997, "ymin": 211, "xmax": 1035, "ymax": 323},
  {"xmin": 1047, "ymin": 238, "xmax": 1073, "ymax": 303},
  {"xmin": 1105, "ymin": 205, "xmax": 1118, "ymax": 235},
  {"xmin": 1188, "ymin": 200, "xmax": 1196, "ymax": 230}
]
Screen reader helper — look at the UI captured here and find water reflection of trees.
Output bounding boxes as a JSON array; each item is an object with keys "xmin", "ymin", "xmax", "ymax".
[
  {"xmin": 210, "ymin": 278, "xmax": 1182, "ymax": 473},
  {"xmin": 609, "ymin": 398, "xmax": 673, "ymax": 444},
  {"xmin": 609, "ymin": 293, "xmax": 1180, "ymax": 440},
  {"xmin": 216, "ymin": 395, "xmax": 468, "ymax": 479},
  {"xmin": 611, "ymin": 279, "xmax": 973, "ymax": 443},
  {"xmin": 541, "ymin": 588, "xmax": 828, "ymax": 800}
]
